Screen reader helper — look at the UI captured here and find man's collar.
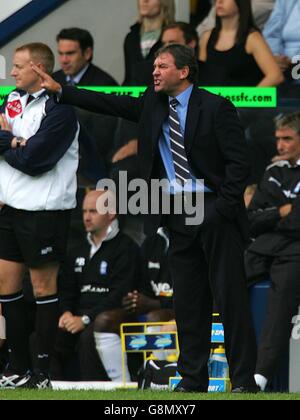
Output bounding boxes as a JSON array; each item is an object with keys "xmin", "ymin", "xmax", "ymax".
[
  {"xmin": 278, "ymin": 159, "xmax": 300, "ymax": 168},
  {"xmin": 87, "ymin": 219, "xmax": 120, "ymax": 258},
  {"xmin": 169, "ymin": 84, "xmax": 194, "ymax": 108},
  {"xmin": 66, "ymin": 64, "xmax": 90, "ymax": 85}
]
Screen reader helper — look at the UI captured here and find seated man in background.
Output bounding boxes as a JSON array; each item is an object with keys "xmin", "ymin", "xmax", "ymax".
[
  {"xmin": 53, "ymin": 27, "xmax": 118, "ymax": 88},
  {"xmin": 162, "ymin": 22, "xmax": 200, "ymax": 55},
  {"xmin": 53, "ymin": 27, "xmax": 119, "ymax": 183},
  {"xmin": 52, "ymin": 190, "xmax": 140, "ymax": 382},
  {"xmin": 161, "ymin": 21, "xmax": 204, "ymax": 84},
  {"xmin": 245, "ymin": 112, "xmax": 300, "ymax": 391}
]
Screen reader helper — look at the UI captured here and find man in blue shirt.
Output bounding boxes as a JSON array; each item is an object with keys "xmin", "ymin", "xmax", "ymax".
[{"xmin": 33, "ymin": 44, "xmax": 258, "ymax": 393}]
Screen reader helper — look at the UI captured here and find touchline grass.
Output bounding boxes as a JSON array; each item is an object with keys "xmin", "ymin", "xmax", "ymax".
[{"xmin": 0, "ymin": 390, "xmax": 299, "ymax": 401}]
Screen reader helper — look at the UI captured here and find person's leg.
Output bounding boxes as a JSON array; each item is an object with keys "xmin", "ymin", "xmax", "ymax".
[
  {"xmin": 255, "ymin": 258, "xmax": 300, "ymax": 387},
  {"xmin": 168, "ymin": 229, "xmax": 213, "ymax": 392},
  {"xmin": 0, "ymin": 206, "xmax": 31, "ymax": 378},
  {"xmin": 94, "ymin": 309, "xmax": 131, "ymax": 382},
  {"xmin": 201, "ymin": 198, "xmax": 257, "ymax": 390},
  {"xmin": 29, "ymin": 263, "xmax": 59, "ymax": 376},
  {"xmin": 49, "ymin": 329, "xmax": 78, "ymax": 380},
  {"xmin": 16, "ymin": 209, "xmax": 71, "ymax": 384},
  {"xmin": 0, "ymin": 260, "xmax": 30, "ymax": 375},
  {"xmin": 78, "ymin": 323, "xmax": 109, "ymax": 381}
]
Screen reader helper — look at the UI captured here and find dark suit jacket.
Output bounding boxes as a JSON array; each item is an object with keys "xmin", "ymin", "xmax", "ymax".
[
  {"xmin": 60, "ymin": 85, "xmax": 251, "ymax": 236},
  {"xmin": 53, "ymin": 63, "xmax": 118, "ymax": 87}
]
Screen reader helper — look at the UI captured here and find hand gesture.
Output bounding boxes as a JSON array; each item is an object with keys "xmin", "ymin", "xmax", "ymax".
[{"xmin": 31, "ymin": 63, "xmax": 62, "ymax": 93}]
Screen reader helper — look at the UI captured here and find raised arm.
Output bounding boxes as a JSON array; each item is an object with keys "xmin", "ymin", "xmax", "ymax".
[{"xmin": 32, "ymin": 63, "xmax": 144, "ymax": 122}]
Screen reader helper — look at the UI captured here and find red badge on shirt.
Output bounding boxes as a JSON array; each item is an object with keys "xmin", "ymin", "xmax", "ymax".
[{"xmin": 6, "ymin": 100, "xmax": 23, "ymax": 118}]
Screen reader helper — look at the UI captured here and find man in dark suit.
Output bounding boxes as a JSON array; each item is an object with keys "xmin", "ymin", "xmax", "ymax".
[
  {"xmin": 53, "ymin": 28, "xmax": 118, "ymax": 184},
  {"xmin": 33, "ymin": 44, "xmax": 258, "ymax": 393},
  {"xmin": 53, "ymin": 28, "xmax": 118, "ymax": 87}
]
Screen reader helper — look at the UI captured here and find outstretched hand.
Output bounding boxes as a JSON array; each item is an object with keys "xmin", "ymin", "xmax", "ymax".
[{"xmin": 31, "ymin": 63, "xmax": 62, "ymax": 93}]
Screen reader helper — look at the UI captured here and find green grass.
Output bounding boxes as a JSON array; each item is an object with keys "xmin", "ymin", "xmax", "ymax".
[{"xmin": 0, "ymin": 390, "xmax": 299, "ymax": 400}]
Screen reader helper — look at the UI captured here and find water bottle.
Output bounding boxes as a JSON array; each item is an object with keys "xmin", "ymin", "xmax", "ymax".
[{"xmin": 209, "ymin": 346, "xmax": 229, "ymax": 379}]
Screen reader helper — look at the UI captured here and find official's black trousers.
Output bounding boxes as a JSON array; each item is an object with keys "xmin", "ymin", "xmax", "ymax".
[
  {"xmin": 166, "ymin": 195, "xmax": 257, "ymax": 391},
  {"xmin": 246, "ymin": 253, "xmax": 300, "ymax": 380}
]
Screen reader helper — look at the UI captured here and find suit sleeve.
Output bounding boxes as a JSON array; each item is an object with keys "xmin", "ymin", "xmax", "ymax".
[
  {"xmin": 60, "ymin": 86, "xmax": 144, "ymax": 122},
  {"xmin": 214, "ymin": 99, "xmax": 252, "ymax": 219},
  {"xmin": 4, "ymin": 103, "xmax": 78, "ymax": 177}
]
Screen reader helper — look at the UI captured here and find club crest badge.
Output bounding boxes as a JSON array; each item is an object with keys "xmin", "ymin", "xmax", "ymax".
[{"xmin": 6, "ymin": 100, "xmax": 22, "ymax": 118}]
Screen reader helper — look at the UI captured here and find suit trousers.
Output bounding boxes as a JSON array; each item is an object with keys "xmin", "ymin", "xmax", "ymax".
[{"xmin": 166, "ymin": 194, "xmax": 257, "ymax": 391}]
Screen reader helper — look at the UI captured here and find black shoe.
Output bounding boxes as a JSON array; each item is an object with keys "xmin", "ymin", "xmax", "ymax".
[
  {"xmin": 232, "ymin": 385, "xmax": 260, "ymax": 394},
  {"xmin": 174, "ymin": 382, "xmax": 207, "ymax": 393},
  {"xmin": 17, "ymin": 372, "xmax": 52, "ymax": 390}
]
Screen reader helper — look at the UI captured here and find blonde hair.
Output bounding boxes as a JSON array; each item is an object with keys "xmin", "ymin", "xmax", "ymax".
[
  {"xmin": 15, "ymin": 43, "xmax": 55, "ymax": 74},
  {"xmin": 138, "ymin": 0, "xmax": 176, "ymax": 27}
]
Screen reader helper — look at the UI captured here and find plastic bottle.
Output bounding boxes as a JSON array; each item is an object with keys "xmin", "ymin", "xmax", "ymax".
[{"xmin": 209, "ymin": 346, "xmax": 229, "ymax": 378}]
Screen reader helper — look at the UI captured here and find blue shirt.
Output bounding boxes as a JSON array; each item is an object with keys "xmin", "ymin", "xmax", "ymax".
[
  {"xmin": 159, "ymin": 84, "xmax": 212, "ymax": 194},
  {"xmin": 263, "ymin": 0, "xmax": 300, "ymax": 59}
]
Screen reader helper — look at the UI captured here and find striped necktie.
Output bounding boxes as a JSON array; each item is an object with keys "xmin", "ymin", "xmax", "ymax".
[{"xmin": 169, "ymin": 98, "xmax": 191, "ymax": 184}]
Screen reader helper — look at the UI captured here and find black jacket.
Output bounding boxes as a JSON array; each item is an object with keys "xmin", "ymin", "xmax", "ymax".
[
  {"xmin": 60, "ymin": 85, "xmax": 251, "ymax": 237},
  {"xmin": 247, "ymin": 160, "xmax": 300, "ymax": 256},
  {"xmin": 53, "ymin": 63, "xmax": 118, "ymax": 87},
  {"xmin": 123, "ymin": 23, "xmax": 162, "ymax": 86},
  {"xmin": 60, "ymin": 231, "xmax": 140, "ymax": 320}
]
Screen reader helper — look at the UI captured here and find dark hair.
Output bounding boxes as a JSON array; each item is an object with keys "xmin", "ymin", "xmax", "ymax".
[
  {"xmin": 56, "ymin": 28, "xmax": 94, "ymax": 53},
  {"xmin": 162, "ymin": 21, "xmax": 199, "ymax": 55},
  {"xmin": 155, "ymin": 44, "xmax": 199, "ymax": 84},
  {"xmin": 213, "ymin": 0, "xmax": 259, "ymax": 46}
]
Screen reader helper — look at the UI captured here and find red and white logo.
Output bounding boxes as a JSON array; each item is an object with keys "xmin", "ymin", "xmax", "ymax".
[{"xmin": 6, "ymin": 100, "xmax": 23, "ymax": 118}]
